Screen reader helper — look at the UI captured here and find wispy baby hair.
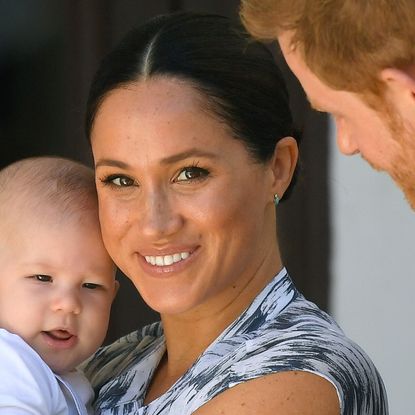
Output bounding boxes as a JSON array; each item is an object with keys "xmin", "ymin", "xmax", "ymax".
[{"xmin": 0, "ymin": 156, "xmax": 97, "ymax": 225}]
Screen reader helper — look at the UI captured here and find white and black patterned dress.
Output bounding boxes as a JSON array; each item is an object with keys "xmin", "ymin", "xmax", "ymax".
[{"xmin": 84, "ymin": 268, "xmax": 388, "ymax": 415}]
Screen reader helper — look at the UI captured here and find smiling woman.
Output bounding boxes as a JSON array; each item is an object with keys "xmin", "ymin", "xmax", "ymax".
[
  {"xmin": 91, "ymin": 77, "xmax": 292, "ymax": 316},
  {"xmin": 82, "ymin": 12, "xmax": 388, "ymax": 415}
]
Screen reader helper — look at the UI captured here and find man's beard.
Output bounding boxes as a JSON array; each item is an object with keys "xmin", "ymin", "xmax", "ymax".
[
  {"xmin": 390, "ymin": 120, "xmax": 415, "ymax": 210},
  {"xmin": 391, "ymin": 154, "xmax": 415, "ymax": 210},
  {"xmin": 362, "ymin": 121, "xmax": 415, "ymax": 210}
]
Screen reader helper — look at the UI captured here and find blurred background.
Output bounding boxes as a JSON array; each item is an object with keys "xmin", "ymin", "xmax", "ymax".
[{"xmin": 0, "ymin": 1, "xmax": 413, "ymax": 413}]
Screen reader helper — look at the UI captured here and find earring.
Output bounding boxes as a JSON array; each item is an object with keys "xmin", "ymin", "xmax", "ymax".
[{"xmin": 273, "ymin": 193, "xmax": 280, "ymax": 206}]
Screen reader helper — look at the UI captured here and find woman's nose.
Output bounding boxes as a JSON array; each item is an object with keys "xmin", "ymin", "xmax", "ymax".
[
  {"xmin": 335, "ymin": 117, "xmax": 359, "ymax": 156},
  {"xmin": 139, "ymin": 190, "xmax": 183, "ymax": 239},
  {"xmin": 51, "ymin": 288, "xmax": 82, "ymax": 315}
]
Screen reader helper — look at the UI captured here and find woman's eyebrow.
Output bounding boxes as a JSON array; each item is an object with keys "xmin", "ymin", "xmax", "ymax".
[
  {"xmin": 95, "ymin": 150, "xmax": 218, "ymax": 170},
  {"xmin": 159, "ymin": 149, "xmax": 219, "ymax": 165},
  {"xmin": 95, "ymin": 159, "xmax": 131, "ymax": 169}
]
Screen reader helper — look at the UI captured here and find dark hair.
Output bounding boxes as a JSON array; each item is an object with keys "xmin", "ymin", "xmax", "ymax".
[{"xmin": 86, "ymin": 12, "xmax": 299, "ymax": 199}]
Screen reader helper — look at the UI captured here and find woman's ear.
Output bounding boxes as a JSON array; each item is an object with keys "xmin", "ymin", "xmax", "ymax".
[{"xmin": 269, "ymin": 136, "xmax": 299, "ymax": 200}]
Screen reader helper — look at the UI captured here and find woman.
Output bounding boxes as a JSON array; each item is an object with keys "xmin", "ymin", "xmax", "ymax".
[{"xmin": 83, "ymin": 12, "xmax": 387, "ymax": 415}]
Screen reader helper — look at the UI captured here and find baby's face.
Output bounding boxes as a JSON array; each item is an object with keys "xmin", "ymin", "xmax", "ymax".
[{"xmin": 0, "ymin": 212, "xmax": 117, "ymax": 374}]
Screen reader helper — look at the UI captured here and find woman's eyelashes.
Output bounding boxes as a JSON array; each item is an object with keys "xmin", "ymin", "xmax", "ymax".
[
  {"xmin": 100, "ymin": 174, "xmax": 136, "ymax": 188},
  {"xmin": 99, "ymin": 164, "xmax": 210, "ymax": 188},
  {"xmin": 174, "ymin": 165, "xmax": 210, "ymax": 183}
]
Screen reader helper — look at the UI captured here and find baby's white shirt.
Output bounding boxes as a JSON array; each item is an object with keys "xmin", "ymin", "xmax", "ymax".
[{"xmin": 0, "ymin": 328, "xmax": 93, "ymax": 414}]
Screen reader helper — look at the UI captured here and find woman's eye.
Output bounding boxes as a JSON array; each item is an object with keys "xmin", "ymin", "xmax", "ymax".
[
  {"xmin": 102, "ymin": 175, "xmax": 135, "ymax": 187},
  {"xmin": 33, "ymin": 275, "xmax": 52, "ymax": 283},
  {"xmin": 176, "ymin": 166, "xmax": 209, "ymax": 182},
  {"xmin": 114, "ymin": 176, "xmax": 134, "ymax": 186},
  {"xmin": 83, "ymin": 282, "xmax": 101, "ymax": 290}
]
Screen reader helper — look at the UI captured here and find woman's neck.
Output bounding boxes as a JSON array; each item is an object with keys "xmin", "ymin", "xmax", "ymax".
[
  {"xmin": 144, "ymin": 250, "xmax": 284, "ymax": 404},
  {"xmin": 164, "ymin": 258, "xmax": 283, "ymax": 380}
]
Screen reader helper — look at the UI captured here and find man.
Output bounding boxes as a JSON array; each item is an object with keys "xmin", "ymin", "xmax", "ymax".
[{"xmin": 240, "ymin": 0, "xmax": 415, "ymax": 209}]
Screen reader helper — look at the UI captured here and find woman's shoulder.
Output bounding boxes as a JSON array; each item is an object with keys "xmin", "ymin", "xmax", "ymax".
[
  {"xmin": 181, "ymin": 291, "xmax": 387, "ymax": 415},
  {"xmin": 207, "ymin": 296, "xmax": 388, "ymax": 414},
  {"xmin": 173, "ymin": 276, "xmax": 387, "ymax": 415},
  {"xmin": 193, "ymin": 370, "xmax": 340, "ymax": 415}
]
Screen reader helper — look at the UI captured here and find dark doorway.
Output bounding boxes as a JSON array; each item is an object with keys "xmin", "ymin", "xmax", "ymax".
[{"xmin": 0, "ymin": 1, "xmax": 329, "ymax": 343}]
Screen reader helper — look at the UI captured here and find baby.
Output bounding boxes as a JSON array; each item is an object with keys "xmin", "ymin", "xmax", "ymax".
[{"xmin": 0, "ymin": 157, "xmax": 118, "ymax": 414}]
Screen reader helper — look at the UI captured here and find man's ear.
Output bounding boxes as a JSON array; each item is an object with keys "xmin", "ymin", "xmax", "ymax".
[
  {"xmin": 380, "ymin": 66, "xmax": 415, "ymax": 122},
  {"xmin": 269, "ymin": 136, "xmax": 298, "ymax": 200},
  {"xmin": 381, "ymin": 65, "xmax": 415, "ymax": 91}
]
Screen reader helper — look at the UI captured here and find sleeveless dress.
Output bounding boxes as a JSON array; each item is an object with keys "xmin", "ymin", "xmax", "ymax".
[{"xmin": 83, "ymin": 268, "xmax": 388, "ymax": 415}]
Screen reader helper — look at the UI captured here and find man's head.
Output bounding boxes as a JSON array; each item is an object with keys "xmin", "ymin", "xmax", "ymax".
[
  {"xmin": 241, "ymin": 0, "xmax": 415, "ymax": 208},
  {"xmin": 0, "ymin": 157, "xmax": 118, "ymax": 374}
]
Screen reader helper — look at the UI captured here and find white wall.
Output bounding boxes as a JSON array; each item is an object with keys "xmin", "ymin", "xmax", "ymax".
[{"xmin": 328, "ymin": 118, "xmax": 415, "ymax": 415}]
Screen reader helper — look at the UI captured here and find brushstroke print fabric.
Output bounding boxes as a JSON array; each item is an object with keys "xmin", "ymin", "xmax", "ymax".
[{"xmin": 84, "ymin": 268, "xmax": 388, "ymax": 415}]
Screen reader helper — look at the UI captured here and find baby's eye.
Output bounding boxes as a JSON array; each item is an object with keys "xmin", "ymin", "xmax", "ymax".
[
  {"xmin": 83, "ymin": 282, "xmax": 101, "ymax": 290},
  {"xmin": 176, "ymin": 166, "xmax": 209, "ymax": 182},
  {"xmin": 33, "ymin": 275, "xmax": 52, "ymax": 283},
  {"xmin": 101, "ymin": 175, "xmax": 135, "ymax": 187}
]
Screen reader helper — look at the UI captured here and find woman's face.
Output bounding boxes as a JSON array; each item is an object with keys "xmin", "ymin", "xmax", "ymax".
[{"xmin": 91, "ymin": 78, "xmax": 280, "ymax": 316}]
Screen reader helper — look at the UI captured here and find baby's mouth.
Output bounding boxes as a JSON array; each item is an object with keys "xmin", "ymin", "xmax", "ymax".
[
  {"xmin": 41, "ymin": 328, "xmax": 78, "ymax": 349},
  {"xmin": 43, "ymin": 329, "xmax": 73, "ymax": 340}
]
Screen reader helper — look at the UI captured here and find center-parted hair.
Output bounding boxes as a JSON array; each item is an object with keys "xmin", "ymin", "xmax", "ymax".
[{"xmin": 85, "ymin": 12, "xmax": 299, "ymax": 199}]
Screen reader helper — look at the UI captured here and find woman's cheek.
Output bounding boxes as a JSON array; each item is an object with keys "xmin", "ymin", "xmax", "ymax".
[{"xmin": 99, "ymin": 196, "xmax": 130, "ymax": 246}]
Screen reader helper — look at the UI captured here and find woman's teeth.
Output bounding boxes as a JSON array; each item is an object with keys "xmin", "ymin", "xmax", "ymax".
[{"xmin": 145, "ymin": 252, "xmax": 190, "ymax": 266}]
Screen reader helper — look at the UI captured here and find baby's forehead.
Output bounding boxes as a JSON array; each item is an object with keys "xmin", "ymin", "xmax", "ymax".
[
  {"xmin": 0, "ymin": 193, "xmax": 100, "ymax": 255},
  {"xmin": 0, "ymin": 157, "xmax": 99, "ymax": 238}
]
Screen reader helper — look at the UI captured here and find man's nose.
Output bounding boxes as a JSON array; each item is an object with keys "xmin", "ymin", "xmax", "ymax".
[{"xmin": 335, "ymin": 117, "xmax": 359, "ymax": 156}]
